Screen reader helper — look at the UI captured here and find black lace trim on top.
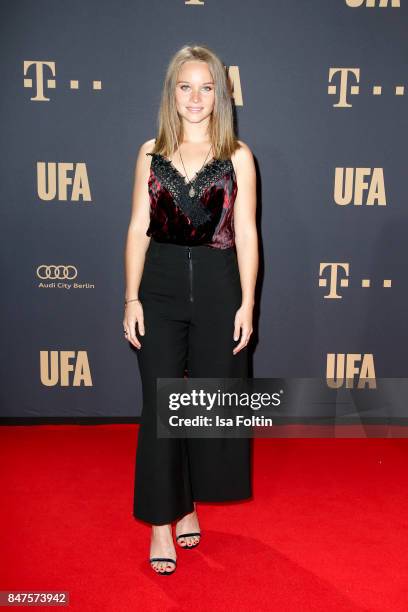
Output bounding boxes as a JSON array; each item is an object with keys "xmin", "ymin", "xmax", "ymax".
[{"xmin": 146, "ymin": 152, "xmax": 234, "ymax": 227}]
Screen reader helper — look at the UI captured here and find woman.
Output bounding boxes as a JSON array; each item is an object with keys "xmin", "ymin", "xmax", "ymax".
[{"xmin": 123, "ymin": 44, "xmax": 258, "ymax": 575}]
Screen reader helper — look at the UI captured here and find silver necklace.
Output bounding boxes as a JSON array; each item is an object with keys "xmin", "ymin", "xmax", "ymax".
[{"xmin": 175, "ymin": 136, "xmax": 213, "ymax": 198}]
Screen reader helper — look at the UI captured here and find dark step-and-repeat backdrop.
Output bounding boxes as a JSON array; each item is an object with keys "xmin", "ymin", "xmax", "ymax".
[{"xmin": 1, "ymin": 1, "xmax": 406, "ymax": 419}]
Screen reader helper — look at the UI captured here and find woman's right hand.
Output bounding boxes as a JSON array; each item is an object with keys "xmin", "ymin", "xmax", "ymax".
[{"xmin": 123, "ymin": 301, "xmax": 145, "ymax": 349}]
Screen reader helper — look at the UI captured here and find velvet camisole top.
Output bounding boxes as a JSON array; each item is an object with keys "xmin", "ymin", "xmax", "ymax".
[{"xmin": 145, "ymin": 152, "xmax": 238, "ymax": 249}]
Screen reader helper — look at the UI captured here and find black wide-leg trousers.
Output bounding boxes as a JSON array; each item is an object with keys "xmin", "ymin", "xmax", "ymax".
[{"xmin": 133, "ymin": 239, "xmax": 252, "ymax": 525}]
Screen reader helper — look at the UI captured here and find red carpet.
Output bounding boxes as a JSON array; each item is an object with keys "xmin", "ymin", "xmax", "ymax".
[{"xmin": 1, "ymin": 425, "xmax": 407, "ymax": 611}]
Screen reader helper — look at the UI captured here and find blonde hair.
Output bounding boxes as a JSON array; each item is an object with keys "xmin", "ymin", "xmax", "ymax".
[{"xmin": 151, "ymin": 44, "xmax": 241, "ymax": 160}]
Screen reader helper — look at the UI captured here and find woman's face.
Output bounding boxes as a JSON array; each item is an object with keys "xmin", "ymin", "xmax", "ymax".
[{"xmin": 175, "ymin": 61, "xmax": 215, "ymax": 125}]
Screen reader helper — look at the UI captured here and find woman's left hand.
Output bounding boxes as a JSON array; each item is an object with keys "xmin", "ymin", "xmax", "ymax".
[{"xmin": 233, "ymin": 303, "xmax": 254, "ymax": 355}]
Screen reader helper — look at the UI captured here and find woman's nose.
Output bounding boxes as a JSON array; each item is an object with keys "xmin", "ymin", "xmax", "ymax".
[{"xmin": 190, "ymin": 89, "xmax": 201, "ymax": 103}]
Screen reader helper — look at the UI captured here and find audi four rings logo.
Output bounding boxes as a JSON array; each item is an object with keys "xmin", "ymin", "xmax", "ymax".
[{"xmin": 37, "ymin": 265, "xmax": 78, "ymax": 280}]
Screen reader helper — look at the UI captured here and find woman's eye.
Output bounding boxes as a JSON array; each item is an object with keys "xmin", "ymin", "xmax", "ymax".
[{"xmin": 180, "ymin": 85, "xmax": 213, "ymax": 92}]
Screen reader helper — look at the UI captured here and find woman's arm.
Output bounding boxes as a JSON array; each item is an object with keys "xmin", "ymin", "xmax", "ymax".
[
  {"xmin": 123, "ymin": 138, "xmax": 155, "ymax": 349},
  {"xmin": 231, "ymin": 140, "xmax": 258, "ymax": 354}
]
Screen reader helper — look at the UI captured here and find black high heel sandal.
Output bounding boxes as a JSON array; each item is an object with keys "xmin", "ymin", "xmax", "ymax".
[
  {"xmin": 149, "ymin": 557, "xmax": 177, "ymax": 575},
  {"xmin": 176, "ymin": 532, "xmax": 201, "ymax": 549}
]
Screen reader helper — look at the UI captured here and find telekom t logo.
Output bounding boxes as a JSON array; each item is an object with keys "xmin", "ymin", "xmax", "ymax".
[
  {"xmin": 23, "ymin": 60, "xmax": 102, "ymax": 101},
  {"xmin": 319, "ymin": 263, "xmax": 392, "ymax": 298},
  {"xmin": 328, "ymin": 67, "xmax": 405, "ymax": 106}
]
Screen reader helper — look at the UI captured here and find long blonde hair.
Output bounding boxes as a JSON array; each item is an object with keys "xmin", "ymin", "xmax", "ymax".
[{"xmin": 151, "ymin": 44, "xmax": 241, "ymax": 160}]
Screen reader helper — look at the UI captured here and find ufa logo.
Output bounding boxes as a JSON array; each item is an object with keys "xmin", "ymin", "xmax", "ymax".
[
  {"xmin": 326, "ymin": 353, "xmax": 376, "ymax": 388},
  {"xmin": 187, "ymin": 1, "xmax": 401, "ymax": 8},
  {"xmin": 23, "ymin": 61, "xmax": 101, "ymax": 101},
  {"xmin": 37, "ymin": 162, "xmax": 92, "ymax": 202},
  {"xmin": 40, "ymin": 351, "xmax": 93, "ymax": 386},
  {"xmin": 345, "ymin": 0, "xmax": 400, "ymax": 6},
  {"xmin": 334, "ymin": 168, "xmax": 386, "ymax": 206},
  {"xmin": 227, "ymin": 66, "xmax": 243, "ymax": 106}
]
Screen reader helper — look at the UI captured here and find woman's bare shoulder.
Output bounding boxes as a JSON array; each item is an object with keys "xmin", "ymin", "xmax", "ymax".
[
  {"xmin": 231, "ymin": 140, "xmax": 255, "ymax": 174},
  {"xmin": 133, "ymin": 139, "xmax": 156, "ymax": 174},
  {"xmin": 139, "ymin": 138, "xmax": 156, "ymax": 157},
  {"xmin": 234, "ymin": 140, "xmax": 254, "ymax": 159}
]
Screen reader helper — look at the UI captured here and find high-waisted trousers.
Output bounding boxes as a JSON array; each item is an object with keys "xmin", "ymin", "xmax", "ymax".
[{"xmin": 133, "ymin": 239, "xmax": 252, "ymax": 525}]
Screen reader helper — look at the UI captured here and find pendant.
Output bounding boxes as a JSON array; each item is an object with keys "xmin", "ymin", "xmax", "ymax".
[{"xmin": 189, "ymin": 185, "xmax": 196, "ymax": 197}]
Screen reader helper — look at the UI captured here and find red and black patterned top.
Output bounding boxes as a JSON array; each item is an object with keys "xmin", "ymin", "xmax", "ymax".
[{"xmin": 145, "ymin": 152, "xmax": 238, "ymax": 249}]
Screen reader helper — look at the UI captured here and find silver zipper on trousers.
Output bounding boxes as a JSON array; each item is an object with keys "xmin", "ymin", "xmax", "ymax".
[{"xmin": 187, "ymin": 247, "xmax": 193, "ymax": 302}]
